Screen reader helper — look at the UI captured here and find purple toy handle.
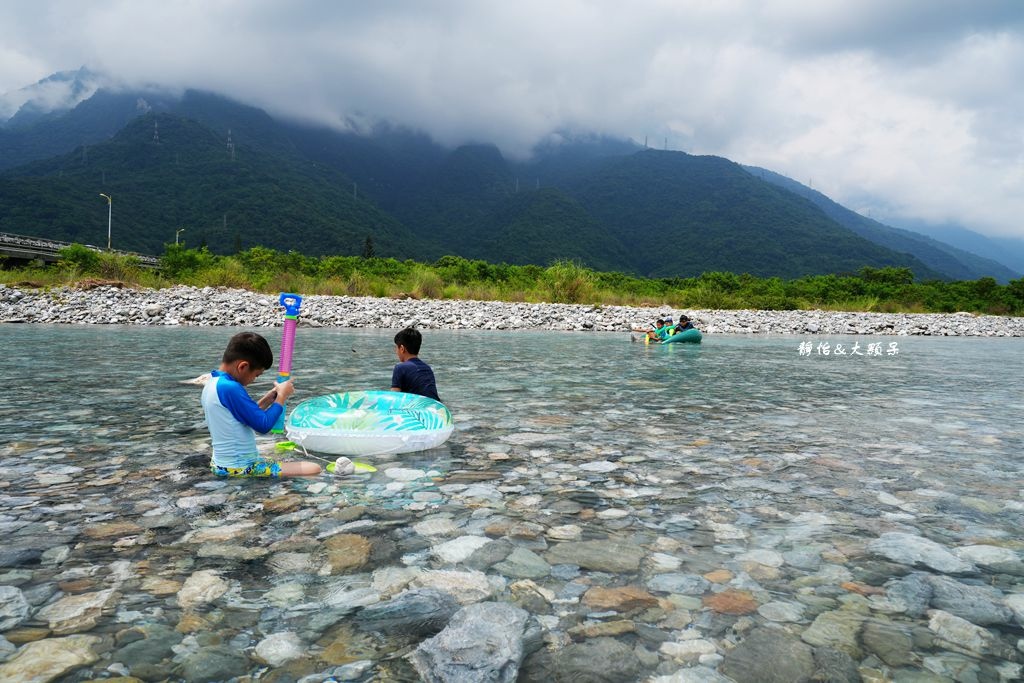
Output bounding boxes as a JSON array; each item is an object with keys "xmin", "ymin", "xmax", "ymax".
[
  {"xmin": 273, "ymin": 293, "xmax": 302, "ymax": 433},
  {"xmin": 279, "ymin": 315, "xmax": 298, "ymax": 378}
]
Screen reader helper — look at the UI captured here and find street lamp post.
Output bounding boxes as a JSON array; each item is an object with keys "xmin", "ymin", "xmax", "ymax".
[
  {"xmin": 175, "ymin": 228, "xmax": 186, "ymax": 245},
  {"xmin": 99, "ymin": 193, "xmax": 112, "ymax": 250}
]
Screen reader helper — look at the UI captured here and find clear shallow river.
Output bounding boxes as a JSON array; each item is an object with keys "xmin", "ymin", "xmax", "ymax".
[{"xmin": 1, "ymin": 325, "xmax": 1022, "ymax": 682}]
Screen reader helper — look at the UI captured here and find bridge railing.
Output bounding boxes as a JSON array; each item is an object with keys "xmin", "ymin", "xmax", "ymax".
[{"xmin": 0, "ymin": 232, "xmax": 160, "ymax": 267}]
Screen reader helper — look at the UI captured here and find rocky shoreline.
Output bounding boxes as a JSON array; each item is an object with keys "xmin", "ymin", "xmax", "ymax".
[{"xmin": 2, "ymin": 283, "xmax": 1024, "ymax": 336}]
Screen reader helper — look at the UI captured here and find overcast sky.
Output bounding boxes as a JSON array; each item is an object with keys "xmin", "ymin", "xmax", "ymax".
[{"xmin": 1, "ymin": 0, "xmax": 1022, "ymax": 239}]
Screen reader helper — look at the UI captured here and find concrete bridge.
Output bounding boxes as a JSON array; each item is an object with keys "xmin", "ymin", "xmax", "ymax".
[{"xmin": 0, "ymin": 232, "xmax": 160, "ymax": 267}]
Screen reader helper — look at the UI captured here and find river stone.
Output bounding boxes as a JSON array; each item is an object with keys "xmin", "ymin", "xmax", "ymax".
[
  {"xmin": 262, "ymin": 494, "xmax": 304, "ymax": 513},
  {"xmin": 255, "ymin": 631, "xmax": 305, "ymax": 667},
  {"xmin": 925, "ymin": 574, "xmax": 1013, "ymax": 625},
  {"xmin": 355, "ymin": 588, "xmax": 460, "ymax": 636},
  {"xmin": 465, "ymin": 538, "xmax": 515, "ymax": 571},
  {"xmin": 183, "ymin": 521, "xmax": 258, "ymax": 543},
  {"xmin": 582, "ymin": 585, "xmax": 659, "ymax": 613},
  {"xmin": 861, "ymin": 618, "xmax": 914, "ymax": 667},
  {"xmin": 1006, "ymin": 593, "xmax": 1024, "ymax": 626},
  {"xmin": 0, "ymin": 586, "xmax": 30, "ymax": 631},
  {"xmin": 83, "ymin": 521, "xmax": 143, "ymax": 539},
  {"xmin": 660, "ymin": 639, "xmax": 717, "ymax": 661},
  {"xmin": 928, "ymin": 609, "xmax": 999, "ymax": 656},
  {"xmin": 408, "ymin": 602, "xmax": 532, "ymax": 683},
  {"xmin": 196, "ymin": 543, "xmax": 269, "ymax": 561},
  {"xmin": 112, "ymin": 624, "xmax": 182, "ymax": 673},
  {"xmin": 492, "ymin": 547, "xmax": 550, "ymax": 579},
  {"xmin": 867, "ymin": 532, "xmax": 974, "ymax": 574},
  {"xmin": 704, "ymin": 589, "xmax": 759, "ymax": 615},
  {"xmin": 176, "ymin": 570, "xmax": 229, "ymax": 610},
  {"xmin": 811, "ymin": 647, "xmax": 861, "ymax": 683},
  {"xmin": 140, "ymin": 577, "xmax": 182, "ymax": 596},
  {"xmin": 175, "ymin": 645, "xmax": 249, "ymax": 683},
  {"xmin": 646, "ymin": 573, "xmax": 710, "ymax": 596},
  {"xmin": 519, "ymin": 636, "xmax": 641, "ymax": 683},
  {"xmin": 268, "ymin": 552, "xmax": 317, "ymax": 575},
  {"xmin": 546, "ymin": 524, "xmax": 582, "ymax": 541},
  {"xmin": 649, "ymin": 668, "xmax": 735, "ymax": 683},
  {"xmin": 371, "ymin": 566, "xmax": 425, "ymax": 597},
  {"xmin": 410, "ymin": 570, "xmax": 501, "ymax": 605},
  {"xmin": 0, "ymin": 634, "xmax": 102, "ymax": 681},
  {"xmin": 385, "ymin": 467, "xmax": 427, "ymax": 482},
  {"xmin": 35, "ymin": 588, "xmax": 117, "ymax": 634},
  {"xmin": 579, "ymin": 460, "xmax": 618, "ymax": 473},
  {"xmin": 736, "ymin": 548, "xmax": 784, "ymax": 567},
  {"xmin": 432, "ymin": 535, "xmax": 492, "ymax": 564},
  {"xmin": 880, "ymin": 572, "xmax": 932, "ymax": 617},
  {"xmin": 0, "ymin": 548, "xmax": 42, "ymax": 568},
  {"xmin": 757, "ymin": 600, "xmax": 805, "ymax": 622},
  {"xmin": 720, "ymin": 627, "xmax": 814, "ymax": 683},
  {"xmin": 325, "ymin": 534, "xmax": 373, "ymax": 574},
  {"xmin": 0, "ymin": 635, "xmax": 12, "ymax": 663},
  {"xmin": 543, "ymin": 540, "xmax": 645, "ymax": 573},
  {"xmin": 800, "ymin": 610, "xmax": 866, "ymax": 658},
  {"xmin": 955, "ymin": 544, "xmax": 1024, "ymax": 575},
  {"xmin": 414, "ymin": 517, "xmax": 460, "ymax": 537}
]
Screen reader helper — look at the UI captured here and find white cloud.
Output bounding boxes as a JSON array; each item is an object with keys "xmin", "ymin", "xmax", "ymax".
[{"xmin": 0, "ymin": 0, "xmax": 1022, "ymax": 238}]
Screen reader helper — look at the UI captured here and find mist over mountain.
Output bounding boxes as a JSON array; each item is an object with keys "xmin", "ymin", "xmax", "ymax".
[
  {"xmin": 744, "ymin": 166, "xmax": 1022, "ymax": 282},
  {"xmin": 886, "ymin": 218, "xmax": 1024, "ymax": 279},
  {"xmin": 0, "ymin": 76, "xmax": 1016, "ymax": 282}
]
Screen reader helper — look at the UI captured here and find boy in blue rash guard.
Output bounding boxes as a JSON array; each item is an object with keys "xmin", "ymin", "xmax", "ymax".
[
  {"xmin": 390, "ymin": 327, "xmax": 440, "ymax": 402},
  {"xmin": 202, "ymin": 332, "xmax": 321, "ymax": 478}
]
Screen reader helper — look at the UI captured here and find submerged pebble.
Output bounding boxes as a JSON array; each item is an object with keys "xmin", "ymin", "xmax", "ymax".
[{"xmin": 1, "ymin": 325, "xmax": 1022, "ymax": 681}]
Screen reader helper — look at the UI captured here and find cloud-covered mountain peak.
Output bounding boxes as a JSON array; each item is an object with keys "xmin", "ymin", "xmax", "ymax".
[{"xmin": 0, "ymin": 66, "xmax": 105, "ymax": 126}]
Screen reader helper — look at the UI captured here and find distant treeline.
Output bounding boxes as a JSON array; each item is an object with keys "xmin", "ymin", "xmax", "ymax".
[{"xmin": 7, "ymin": 243, "xmax": 1024, "ymax": 316}]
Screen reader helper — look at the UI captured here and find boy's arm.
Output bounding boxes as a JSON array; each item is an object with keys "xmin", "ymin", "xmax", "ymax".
[
  {"xmin": 218, "ymin": 380, "xmax": 282, "ymax": 434},
  {"xmin": 390, "ymin": 364, "xmax": 403, "ymax": 392}
]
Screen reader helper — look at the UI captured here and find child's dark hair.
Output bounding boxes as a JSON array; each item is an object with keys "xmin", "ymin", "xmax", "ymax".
[
  {"xmin": 222, "ymin": 332, "xmax": 274, "ymax": 369},
  {"xmin": 394, "ymin": 327, "xmax": 422, "ymax": 355}
]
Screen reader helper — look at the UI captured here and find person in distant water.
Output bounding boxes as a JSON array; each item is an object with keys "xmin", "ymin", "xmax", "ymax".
[
  {"xmin": 673, "ymin": 315, "xmax": 696, "ymax": 333},
  {"xmin": 391, "ymin": 327, "xmax": 441, "ymax": 402},
  {"xmin": 201, "ymin": 332, "xmax": 321, "ymax": 478},
  {"xmin": 632, "ymin": 318, "xmax": 673, "ymax": 342}
]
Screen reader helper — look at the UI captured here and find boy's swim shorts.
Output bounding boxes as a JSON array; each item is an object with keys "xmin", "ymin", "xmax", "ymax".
[{"xmin": 210, "ymin": 458, "xmax": 282, "ymax": 478}]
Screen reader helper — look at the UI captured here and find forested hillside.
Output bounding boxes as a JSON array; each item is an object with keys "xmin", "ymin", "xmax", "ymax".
[{"xmin": 0, "ymin": 88, "xmax": 1004, "ymax": 281}]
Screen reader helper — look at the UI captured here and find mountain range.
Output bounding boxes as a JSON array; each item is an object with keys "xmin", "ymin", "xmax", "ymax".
[{"xmin": 1, "ymin": 69, "xmax": 1021, "ymax": 282}]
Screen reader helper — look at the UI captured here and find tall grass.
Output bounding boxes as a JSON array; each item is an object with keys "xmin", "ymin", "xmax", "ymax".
[{"xmin": 2, "ymin": 246, "xmax": 1022, "ymax": 316}]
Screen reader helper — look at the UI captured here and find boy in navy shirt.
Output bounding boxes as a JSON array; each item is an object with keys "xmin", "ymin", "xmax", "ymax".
[{"xmin": 390, "ymin": 327, "xmax": 440, "ymax": 402}]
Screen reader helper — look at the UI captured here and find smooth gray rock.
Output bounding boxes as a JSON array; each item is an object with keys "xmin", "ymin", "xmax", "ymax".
[
  {"xmin": 408, "ymin": 602, "xmax": 533, "ymax": 683},
  {"xmin": 811, "ymin": 646, "xmax": 862, "ymax": 683},
  {"xmin": 882, "ymin": 572, "xmax": 933, "ymax": 617},
  {"xmin": 926, "ymin": 574, "xmax": 1013, "ymax": 625},
  {"xmin": 492, "ymin": 547, "xmax": 550, "ymax": 579},
  {"xmin": 0, "ymin": 548, "xmax": 42, "ymax": 568},
  {"xmin": 543, "ymin": 540, "xmax": 645, "ymax": 573},
  {"xmin": 113, "ymin": 624, "xmax": 183, "ymax": 671},
  {"xmin": 355, "ymin": 588, "xmax": 460, "ymax": 637},
  {"xmin": 800, "ymin": 610, "xmax": 866, "ymax": 659},
  {"xmin": 720, "ymin": 627, "xmax": 815, "ymax": 683},
  {"xmin": 646, "ymin": 573, "xmax": 710, "ymax": 596},
  {"xmin": 519, "ymin": 636, "xmax": 643, "ymax": 683},
  {"xmin": 0, "ymin": 586, "xmax": 29, "ymax": 631},
  {"xmin": 175, "ymin": 646, "xmax": 249, "ymax": 683},
  {"xmin": 867, "ymin": 532, "xmax": 974, "ymax": 574},
  {"xmin": 861, "ymin": 619, "xmax": 914, "ymax": 667}
]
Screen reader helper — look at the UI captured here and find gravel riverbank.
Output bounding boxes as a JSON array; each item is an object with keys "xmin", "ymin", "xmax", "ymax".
[{"xmin": 2, "ymin": 283, "xmax": 1024, "ymax": 336}]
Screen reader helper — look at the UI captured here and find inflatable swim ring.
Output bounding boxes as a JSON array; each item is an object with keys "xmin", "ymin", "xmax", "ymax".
[
  {"xmin": 661, "ymin": 328, "xmax": 702, "ymax": 344},
  {"xmin": 286, "ymin": 390, "xmax": 454, "ymax": 456}
]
